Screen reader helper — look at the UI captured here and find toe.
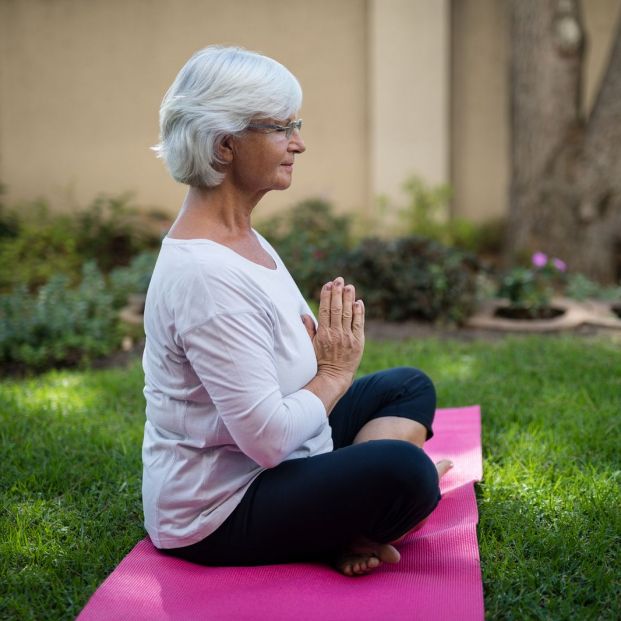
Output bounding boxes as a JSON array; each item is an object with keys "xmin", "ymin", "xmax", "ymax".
[{"xmin": 435, "ymin": 459, "xmax": 454, "ymax": 478}]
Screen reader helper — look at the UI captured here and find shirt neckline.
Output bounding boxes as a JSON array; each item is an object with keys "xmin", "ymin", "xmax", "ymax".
[{"xmin": 163, "ymin": 230, "xmax": 278, "ymax": 272}]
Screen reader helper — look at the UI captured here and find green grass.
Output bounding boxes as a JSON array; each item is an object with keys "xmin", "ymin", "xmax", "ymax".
[{"xmin": 1, "ymin": 336, "xmax": 620, "ymax": 620}]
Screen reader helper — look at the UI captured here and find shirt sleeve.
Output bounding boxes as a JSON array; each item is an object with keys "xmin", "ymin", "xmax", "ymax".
[{"xmin": 180, "ymin": 309, "xmax": 327, "ymax": 468}]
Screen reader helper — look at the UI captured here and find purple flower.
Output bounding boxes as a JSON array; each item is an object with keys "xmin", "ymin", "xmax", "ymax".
[
  {"xmin": 552, "ymin": 257, "xmax": 567, "ymax": 272},
  {"xmin": 532, "ymin": 252, "xmax": 548, "ymax": 268}
]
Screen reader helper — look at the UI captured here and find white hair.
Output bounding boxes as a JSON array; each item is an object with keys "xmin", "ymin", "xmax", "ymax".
[{"xmin": 153, "ymin": 46, "xmax": 303, "ymax": 188}]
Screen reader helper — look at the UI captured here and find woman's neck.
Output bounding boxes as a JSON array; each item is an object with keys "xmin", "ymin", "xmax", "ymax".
[{"xmin": 168, "ymin": 183, "xmax": 265, "ymax": 241}]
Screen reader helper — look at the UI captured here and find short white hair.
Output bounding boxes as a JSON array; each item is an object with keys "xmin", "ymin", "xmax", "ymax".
[{"xmin": 153, "ymin": 46, "xmax": 303, "ymax": 188}]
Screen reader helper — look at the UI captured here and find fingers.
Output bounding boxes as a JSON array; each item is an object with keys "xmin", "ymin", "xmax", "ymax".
[
  {"xmin": 300, "ymin": 314, "xmax": 317, "ymax": 341},
  {"xmin": 330, "ymin": 277, "xmax": 344, "ymax": 329},
  {"xmin": 318, "ymin": 281, "xmax": 332, "ymax": 326},
  {"xmin": 318, "ymin": 277, "xmax": 364, "ymax": 335},
  {"xmin": 342, "ymin": 284, "xmax": 355, "ymax": 331},
  {"xmin": 352, "ymin": 299, "xmax": 365, "ymax": 337}
]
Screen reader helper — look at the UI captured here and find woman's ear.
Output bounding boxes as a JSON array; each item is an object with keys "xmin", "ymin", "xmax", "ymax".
[{"xmin": 217, "ymin": 136, "xmax": 235, "ymax": 164}]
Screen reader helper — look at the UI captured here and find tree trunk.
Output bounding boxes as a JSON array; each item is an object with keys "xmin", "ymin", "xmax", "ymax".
[{"xmin": 506, "ymin": 0, "xmax": 621, "ymax": 282}]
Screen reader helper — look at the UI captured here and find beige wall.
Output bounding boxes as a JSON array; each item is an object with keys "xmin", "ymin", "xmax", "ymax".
[
  {"xmin": 450, "ymin": 0, "xmax": 509, "ymax": 221},
  {"xmin": 0, "ymin": 0, "xmax": 369, "ymax": 219},
  {"xmin": 1, "ymin": 0, "xmax": 620, "ymax": 223},
  {"xmin": 369, "ymin": 0, "xmax": 450, "ymax": 212}
]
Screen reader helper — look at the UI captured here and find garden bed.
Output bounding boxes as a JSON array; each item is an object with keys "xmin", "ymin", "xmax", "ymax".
[{"xmin": 466, "ymin": 297, "xmax": 621, "ymax": 333}]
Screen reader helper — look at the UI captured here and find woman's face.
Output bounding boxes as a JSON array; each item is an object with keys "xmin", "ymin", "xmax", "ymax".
[{"xmin": 229, "ymin": 116, "xmax": 306, "ymax": 194}]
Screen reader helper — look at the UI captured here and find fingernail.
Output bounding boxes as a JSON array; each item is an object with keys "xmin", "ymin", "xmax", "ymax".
[{"xmin": 326, "ymin": 282, "xmax": 332, "ymax": 290}]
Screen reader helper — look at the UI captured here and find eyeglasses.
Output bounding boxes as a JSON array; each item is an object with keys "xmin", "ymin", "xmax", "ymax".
[{"xmin": 246, "ymin": 119, "xmax": 303, "ymax": 139}]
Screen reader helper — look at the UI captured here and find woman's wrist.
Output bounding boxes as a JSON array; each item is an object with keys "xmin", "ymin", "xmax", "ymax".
[
  {"xmin": 304, "ymin": 371, "xmax": 352, "ymax": 416},
  {"xmin": 316, "ymin": 369, "xmax": 352, "ymax": 394}
]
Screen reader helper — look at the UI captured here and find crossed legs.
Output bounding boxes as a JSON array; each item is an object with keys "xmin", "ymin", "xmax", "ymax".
[
  {"xmin": 335, "ymin": 416, "xmax": 453, "ymax": 576},
  {"xmin": 162, "ymin": 368, "xmax": 449, "ymax": 575}
]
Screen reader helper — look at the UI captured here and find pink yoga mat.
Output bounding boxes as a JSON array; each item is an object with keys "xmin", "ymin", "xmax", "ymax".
[{"xmin": 77, "ymin": 406, "xmax": 483, "ymax": 621}]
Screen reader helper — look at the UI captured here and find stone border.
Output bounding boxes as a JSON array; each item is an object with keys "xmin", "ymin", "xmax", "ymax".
[{"xmin": 466, "ymin": 297, "xmax": 621, "ymax": 333}]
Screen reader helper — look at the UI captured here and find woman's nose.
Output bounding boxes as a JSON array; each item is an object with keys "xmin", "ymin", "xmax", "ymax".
[{"xmin": 290, "ymin": 133, "xmax": 306, "ymax": 154}]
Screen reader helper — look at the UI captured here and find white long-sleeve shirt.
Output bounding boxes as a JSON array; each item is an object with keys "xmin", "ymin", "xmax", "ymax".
[{"xmin": 141, "ymin": 232, "xmax": 332, "ymax": 548}]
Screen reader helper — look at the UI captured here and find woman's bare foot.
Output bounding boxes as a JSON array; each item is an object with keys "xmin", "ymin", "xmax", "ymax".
[
  {"xmin": 435, "ymin": 459, "xmax": 454, "ymax": 479},
  {"xmin": 335, "ymin": 460, "xmax": 454, "ymax": 575},
  {"xmin": 335, "ymin": 541, "xmax": 401, "ymax": 577}
]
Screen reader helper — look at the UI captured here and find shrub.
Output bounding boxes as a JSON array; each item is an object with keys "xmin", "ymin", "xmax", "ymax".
[
  {"xmin": 386, "ymin": 175, "xmax": 506, "ymax": 258},
  {"xmin": 398, "ymin": 176, "xmax": 453, "ymax": 240},
  {"xmin": 497, "ymin": 252, "xmax": 567, "ymax": 316},
  {"xmin": 109, "ymin": 250, "xmax": 158, "ymax": 307},
  {"xmin": 341, "ymin": 236, "xmax": 479, "ymax": 323},
  {"xmin": 0, "ymin": 184, "xmax": 19, "ymax": 240},
  {"xmin": 0, "ymin": 262, "xmax": 121, "ymax": 372},
  {"xmin": 0, "ymin": 194, "xmax": 167, "ymax": 292},
  {"xmin": 0, "ymin": 206, "xmax": 83, "ymax": 292},
  {"xmin": 565, "ymin": 273, "xmax": 621, "ymax": 301},
  {"xmin": 258, "ymin": 198, "xmax": 352, "ymax": 299},
  {"xmin": 72, "ymin": 194, "xmax": 167, "ymax": 272}
]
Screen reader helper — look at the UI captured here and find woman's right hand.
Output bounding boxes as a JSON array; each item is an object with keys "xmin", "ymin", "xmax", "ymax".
[{"xmin": 310, "ymin": 276, "xmax": 365, "ymax": 390}]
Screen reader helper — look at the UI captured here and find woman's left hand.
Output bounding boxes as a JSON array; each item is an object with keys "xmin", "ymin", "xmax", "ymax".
[{"xmin": 301, "ymin": 314, "xmax": 317, "ymax": 341}]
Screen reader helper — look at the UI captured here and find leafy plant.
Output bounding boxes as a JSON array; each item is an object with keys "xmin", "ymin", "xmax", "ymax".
[
  {"xmin": 109, "ymin": 250, "xmax": 158, "ymax": 307},
  {"xmin": 398, "ymin": 176, "xmax": 453, "ymax": 240},
  {"xmin": 0, "ymin": 205, "xmax": 83, "ymax": 292},
  {"xmin": 0, "ymin": 262, "xmax": 121, "ymax": 372},
  {"xmin": 565, "ymin": 272, "xmax": 621, "ymax": 301},
  {"xmin": 383, "ymin": 175, "xmax": 506, "ymax": 258},
  {"xmin": 497, "ymin": 252, "xmax": 567, "ymax": 317},
  {"xmin": 341, "ymin": 236, "xmax": 479, "ymax": 324},
  {"xmin": 72, "ymin": 194, "xmax": 167, "ymax": 272},
  {"xmin": 258, "ymin": 198, "xmax": 352, "ymax": 299},
  {"xmin": 0, "ymin": 184, "xmax": 19, "ymax": 240},
  {"xmin": 0, "ymin": 194, "xmax": 167, "ymax": 293}
]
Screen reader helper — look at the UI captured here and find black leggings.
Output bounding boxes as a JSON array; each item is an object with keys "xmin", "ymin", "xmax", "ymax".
[{"xmin": 162, "ymin": 367, "xmax": 440, "ymax": 566}]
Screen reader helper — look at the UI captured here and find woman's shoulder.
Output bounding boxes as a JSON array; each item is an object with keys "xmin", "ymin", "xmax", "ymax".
[
  {"xmin": 153, "ymin": 238, "xmax": 273, "ymax": 317},
  {"xmin": 159, "ymin": 237, "xmax": 252, "ymax": 278}
]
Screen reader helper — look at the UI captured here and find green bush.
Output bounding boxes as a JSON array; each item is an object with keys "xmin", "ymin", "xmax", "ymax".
[
  {"xmin": 341, "ymin": 236, "xmax": 479, "ymax": 323},
  {"xmin": 109, "ymin": 250, "xmax": 158, "ymax": 307},
  {"xmin": 0, "ymin": 195, "xmax": 166, "ymax": 292},
  {"xmin": 565, "ymin": 273, "xmax": 621, "ymax": 301},
  {"xmin": 0, "ymin": 185, "xmax": 19, "ymax": 240},
  {"xmin": 397, "ymin": 176, "xmax": 453, "ymax": 240},
  {"xmin": 72, "ymin": 194, "xmax": 166, "ymax": 272},
  {"xmin": 384, "ymin": 175, "xmax": 506, "ymax": 258},
  {"xmin": 258, "ymin": 198, "xmax": 352, "ymax": 299},
  {"xmin": 0, "ymin": 207, "xmax": 84, "ymax": 292},
  {"xmin": 0, "ymin": 262, "xmax": 121, "ymax": 372}
]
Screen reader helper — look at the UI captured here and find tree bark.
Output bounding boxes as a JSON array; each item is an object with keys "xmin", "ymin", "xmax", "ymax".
[{"xmin": 506, "ymin": 0, "xmax": 621, "ymax": 282}]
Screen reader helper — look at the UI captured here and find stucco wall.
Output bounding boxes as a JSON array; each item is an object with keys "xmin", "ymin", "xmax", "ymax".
[
  {"xmin": 369, "ymin": 0, "xmax": 449, "ymax": 211},
  {"xmin": 0, "ymin": 0, "xmax": 369, "ymax": 219},
  {"xmin": 1, "ymin": 0, "xmax": 620, "ymax": 222}
]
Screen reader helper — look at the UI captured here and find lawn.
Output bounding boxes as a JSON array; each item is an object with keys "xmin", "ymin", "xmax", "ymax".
[{"xmin": 1, "ymin": 335, "xmax": 619, "ymax": 620}]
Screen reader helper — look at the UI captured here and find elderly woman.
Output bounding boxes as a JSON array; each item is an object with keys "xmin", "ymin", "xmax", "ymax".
[{"xmin": 142, "ymin": 46, "xmax": 451, "ymax": 577}]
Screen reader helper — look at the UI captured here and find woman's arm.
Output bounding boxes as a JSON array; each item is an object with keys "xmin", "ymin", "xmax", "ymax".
[{"xmin": 180, "ymin": 308, "xmax": 327, "ymax": 469}]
